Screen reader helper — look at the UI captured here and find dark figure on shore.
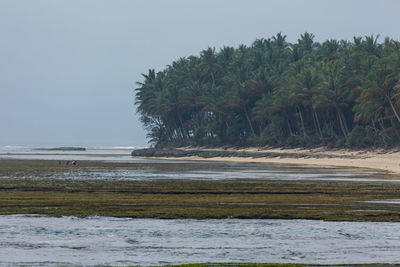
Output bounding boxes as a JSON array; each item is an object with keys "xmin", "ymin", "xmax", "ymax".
[
  {"xmin": 72, "ymin": 160, "xmax": 77, "ymax": 165},
  {"xmin": 58, "ymin": 161, "xmax": 61, "ymax": 165}
]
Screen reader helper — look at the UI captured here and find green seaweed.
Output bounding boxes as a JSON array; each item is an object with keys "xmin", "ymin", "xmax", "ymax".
[{"xmin": 1, "ymin": 159, "xmax": 400, "ymax": 221}]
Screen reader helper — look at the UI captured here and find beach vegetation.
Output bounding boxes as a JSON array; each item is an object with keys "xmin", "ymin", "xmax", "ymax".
[
  {"xmin": 346, "ymin": 125, "xmax": 369, "ymax": 147},
  {"xmin": 135, "ymin": 33, "xmax": 400, "ymax": 148}
]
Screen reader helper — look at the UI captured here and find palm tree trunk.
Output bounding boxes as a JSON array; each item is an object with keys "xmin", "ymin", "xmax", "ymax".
[
  {"xmin": 379, "ymin": 118, "xmax": 386, "ymax": 132},
  {"xmin": 296, "ymin": 105, "xmax": 307, "ymax": 137},
  {"xmin": 211, "ymin": 72, "xmax": 216, "ymax": 87},
  {"xmin": 178, "ymin": 114, "xmax": 188, "ymax": 140},
  {"xmin": 371, "ymin": 119, "xmax": 378, "ymax": 134},
  {"xmin": 284, "ymin": 111, "xmax": 293, "ymax": 135},
  {"xmin": 163, "ymin": 118, "xmax": 174, "ymax": 141},
  {"xmin": 338, "ymin": 109, "xmax": 349, "ymax": 135},
  {"xmin": 337, "ymin": 110, "xmax": 348, "ymax": 138},
  {"xmin": 386, "ymin": 95, "xmax": 400, "ymax": 124},
  {"xmin": 166, "ymin": 126, "xmax": 173, "ymax": 141},
  {"xmin": 244, "ymin": 107, "xmax": 256, "ymax": 136},
  {"xmin": 314, "ymin": 110, "xmax": 323, "ymax": 138},
  {"xmin": 379, "ymin": 118, "xmax": 388, "ymax": 145},
  {"xmin": 287, "ymin": 120, "xmax": 293, "ymax": 136},
  {"xmin": 312, "ymin": 109, "xmax": 323, "ymax": 139},
  {"xmin": 389, "ymin": 117, "xmax": 400, "ymax": 140}
]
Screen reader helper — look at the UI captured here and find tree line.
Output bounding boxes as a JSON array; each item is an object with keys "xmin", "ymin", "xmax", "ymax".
[{"xmin": 135, "ymin": 33, "xmax": 400, "ymax": 148}]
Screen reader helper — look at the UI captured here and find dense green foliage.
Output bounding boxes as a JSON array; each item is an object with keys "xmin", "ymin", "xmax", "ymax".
[{"xmin": 135, "ymin": 33, "xmax": 400, "ymax": 148}]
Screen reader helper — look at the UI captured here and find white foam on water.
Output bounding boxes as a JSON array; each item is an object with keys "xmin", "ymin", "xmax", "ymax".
[{"xmin": 364, "ymin": 199, "xmax": 400, "ymax": 204}]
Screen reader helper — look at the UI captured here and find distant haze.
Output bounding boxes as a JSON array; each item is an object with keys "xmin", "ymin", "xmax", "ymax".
[{"xmin": 1, "ymin": 0, "xmax": 399, "ymax": 147}]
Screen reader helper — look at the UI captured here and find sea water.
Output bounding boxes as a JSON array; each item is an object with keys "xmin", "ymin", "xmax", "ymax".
[
  {"xmin": 1, "ymin": 146, "xmax": 400, "ymax": 265},
  {"xmin": 1, "ymin": 215, "xmax": 400, "ymax": 266}
]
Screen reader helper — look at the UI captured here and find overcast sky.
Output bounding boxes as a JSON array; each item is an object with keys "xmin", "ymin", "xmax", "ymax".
[{"xmin": 1, "ymin": 0, "xmax": 399, "ymax": 147}]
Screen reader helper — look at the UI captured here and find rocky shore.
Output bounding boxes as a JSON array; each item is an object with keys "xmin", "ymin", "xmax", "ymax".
[{"xmin": 131, "ymin": 147, "xmax": 356, "ymax": 159}]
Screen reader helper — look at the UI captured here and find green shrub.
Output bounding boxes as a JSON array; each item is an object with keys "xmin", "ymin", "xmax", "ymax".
[
  {"xmin": 335, "ymin": 138, "xmax": 347, "ymax": 148},
  {"xmin": 346, "ymin": 125, "xmax": 368, "ymax": 148},
  {"xmin": 286, "ymin": 135, "xmax": 306, "ymax": 147}
]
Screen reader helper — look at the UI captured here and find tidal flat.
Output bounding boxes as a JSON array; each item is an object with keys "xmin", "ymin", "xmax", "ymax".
[{"xmin": 1, "ymin": 159, "xmax": 400, "ymax": 221}]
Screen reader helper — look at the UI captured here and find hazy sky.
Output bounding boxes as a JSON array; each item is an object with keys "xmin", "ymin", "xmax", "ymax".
[{"xmin": 1, "ymin": 0, "xmax": 399, "ymax": 147}]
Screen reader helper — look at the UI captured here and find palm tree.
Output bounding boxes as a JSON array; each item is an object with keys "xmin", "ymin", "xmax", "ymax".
[
  {"xmin": 134, "ymin": 33, "xmax": 400, "ymax": 148},
  {"xmin": 199, "ymin": 47, "xmax": 220, "ymax": 87}
]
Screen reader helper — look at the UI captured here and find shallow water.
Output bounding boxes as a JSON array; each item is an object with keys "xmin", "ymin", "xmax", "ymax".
[
  {"xmin": 3, "ymin": 161, "xmax": 385, "ymax": 182},
  {"xmin": 0, "ymin": 146, "xmax": 393, "ymax": 182},
  {"xmin": 0, "ymin": 146, "xmax": 139, "ymax": 161},
  {"xmin": 364, "ymin": 199, "xmax": 400, "ymax": 204},
  {"xmin": 1, "ymin": 215, "xmax": 400, "ymax": 266}
]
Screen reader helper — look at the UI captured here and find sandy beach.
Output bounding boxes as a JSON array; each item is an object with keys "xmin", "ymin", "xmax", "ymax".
[{"xmin": 151, "ymin": 147, "xmax": 400, "ymax": 174}]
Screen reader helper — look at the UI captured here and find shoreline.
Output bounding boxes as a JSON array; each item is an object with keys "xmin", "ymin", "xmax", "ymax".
[{"xmin": 132, "ymin": 147, "xmax": 400, "ymax": 174}]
